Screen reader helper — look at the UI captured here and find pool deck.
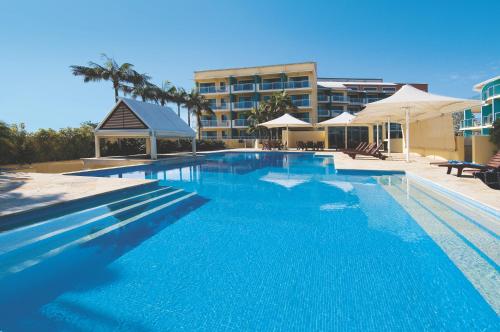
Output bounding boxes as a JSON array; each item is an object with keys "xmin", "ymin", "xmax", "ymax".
[
  {"xmin": 1, "ymin": 149, "xmax": 499, "ymax": 218},
  {"xmin": 0, "ymin": 172, "xmax": 155, "ymax": 218}
]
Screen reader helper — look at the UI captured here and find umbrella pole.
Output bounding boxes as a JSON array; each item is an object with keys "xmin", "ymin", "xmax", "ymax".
[
  {"xmin": 344, "ymin": 125, "xmax": 347, "ymax": 149},
  {"xmin": 405, "ymin": 107, "xmax": 410, "ymax": 162},
  {"xmin": 286, "ymin": 125, "xmax": 289, "ymax": 149},
  {"xmin": 376, "ymin": 122, "xmax": 379, "ymax": 146},
  {"xmin": 387, "ymin": 117, "xmax": 391, "ymax": 157}
]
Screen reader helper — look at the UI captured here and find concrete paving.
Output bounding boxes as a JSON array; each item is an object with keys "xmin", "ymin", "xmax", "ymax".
[{"xmin": 0, "ymin": 172, "xmax": 154, "ymax": 217}]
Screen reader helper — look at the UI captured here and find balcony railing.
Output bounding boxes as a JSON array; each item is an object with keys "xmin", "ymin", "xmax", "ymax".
[
  {"xmin": 231, "ymin": 83, "xmax": 255, "ymax": 92},
  {"xmin": 365, "ymin": 97, "xmax": 382, "ymax": 103},
  {"xmin": 259, "ymin": 81, "xmax": 284, "ymax": 91},
  {"xmin": 292, "ymin": 99, "xmax": 310, "ymax": 107},
  {"xmin": 232, "ymin": 101, "xmax": 257, "ymax": 110},
  {"xmin": 198, "ymin": 85, "xmax": 227, "ymax": 94},
  {"xmin": 232, "ymin": 119, "xmax": 248, "ymax": 127},
  {"xmin": 285, "ymin": 80, "xmax": 310, "ymax": 89},
  {"xmin": 317, "ymin": 95, "xmax": 329, "ymax": 102},
  {"xmin": 349, "ymin": 97, "xmax": 365, "ymax": 105},
  {"xmin": 382, "ymin": 88, "xmax": 396, "ymax": 93},
  {"xmin": 460, "ymin": 118, "xmax": 481, "ymax": 129},
  {"xmin": 318, "ymin": 109, "xmax": 330, "ymax": 117},
  {"xmin": 482, "ymin": 84, "xmax": 500, "ymax": 100},
  {"xmin": 331, "ymin": 95, "xmax": 349, "ymax": 103},
  {"xmin": 200, "ymin": 120, "xmax": 230, "ymax": 128},
  {"xmin": 209, "ymin": 103, "xmax": 228, "ymax": 111}
]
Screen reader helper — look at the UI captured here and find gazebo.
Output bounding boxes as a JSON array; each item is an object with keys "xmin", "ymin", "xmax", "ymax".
[
  {"xmin": 316, "ymin": 112, "xmax": 356, "ymax": 149},
  {"xmin": 94, "ymin": 98, "xmax": 196, "ymax": 159},
  {"xmin": 259, "ymin": 113, "xmax": 312, "ymax": 148}
]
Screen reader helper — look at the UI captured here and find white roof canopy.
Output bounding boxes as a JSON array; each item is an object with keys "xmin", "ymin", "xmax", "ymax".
[
  {"xmin": 316, "ymin": 112, "xmax": 356, "ymax": 127},
  {"xmin": 258, "ymin": 113, "xmax": 312, "ymax": 128},
  {"xmin": 96, "ymin": 98, "xmax": 195, "ymax": 138},
  {"xmin": 353, "ymin": 85, "xmax": 481, "ymax": 124}
]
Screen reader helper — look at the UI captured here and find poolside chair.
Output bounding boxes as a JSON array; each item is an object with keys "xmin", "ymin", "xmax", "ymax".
[
  {"xmin": 343, "ymin": 142, "xmax": 374, "ymax": 155},
  {"xmin": 297, "ymin": 141, "xmax": 305, "ymax": 150},
  {"xmin": 339, "ymin": 142, "xmax": 365, "ymax": 153},
  {"xmin": 473, "ymin": 168, "xmax": 500, "ymax": 189},
  {"xmin": 306, "ymin": 141, "xmax": 314, "ymax": 151},
  {"xmin": 346, "ymin": 143, "xmax": 387, "ymax": 160},
  {"xmin": 437, "ymin": 151, "xmax": 500, "ymax": 177},
  {"xmin": 315, "ymin": 141, "xmax": 324, "ymax": 150}
]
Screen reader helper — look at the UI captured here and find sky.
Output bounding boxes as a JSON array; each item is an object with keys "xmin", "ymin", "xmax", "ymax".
[{"xmin": 0, "ymin": 0, "xmax": 498, "ymax": 131}]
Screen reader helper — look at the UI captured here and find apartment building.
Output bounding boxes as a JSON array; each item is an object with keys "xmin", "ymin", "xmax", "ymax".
[
  {"xmin": 193, "ymin": 62, "xmax": 427, "ymax": 144},
  {"xmin": 193, "ymin": 62, "xmax": 317, "ymax": 140}
]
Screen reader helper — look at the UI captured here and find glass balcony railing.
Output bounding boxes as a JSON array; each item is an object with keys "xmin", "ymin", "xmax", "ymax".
[
  {"xmin": 349, "ymin": 97, "xmax": 365, "ymax": 104},
  {"xmin": 482, "ymin": 84, "xmax": 500, "ymax": 100},
  {"xmin": 198, "ymin": 86, "xmax": 227, "ymax": 94},
  {"xmin": 318, "ymin": 109, "xmax": 330, "ymax": 117},
  {"xmin": 460, "ymin": 118, "xmax": 481, "ymax": 129},
  {"xmin": 200, "ymin": 120, "xmax": 230, "ymax": 127},
  {"xmin": 292, "ymin": 99, "xmax": 310, "ymax": 107},
  {"xmin": 331, "ymin": 95, "xmax": 349, "ymax": 103},
  {"xmin": 260, "ymin": 81, "xmax": 284, "ymax": 90},
  {"xmin": 232, "ymin": 101, "xmax": 257, "ymax": 109},
  {"xmin": 285, "ymin": 80, "xmax": 310, "ymax": 89},
  {"xmin": 365, "ymin": 97, "xmax": 382, "ymax": 103},
  {"xmin": 317, "ymin": 95, "xmax": 329, "ymax": 102},
  {"xmin": 209, "ymin": 103, "xmax": 228, "ymax": 110},
  {"xmin": 232, "ymin": 83, "xmax": 255, "ymax": 92},
  {"xmin": 232, "ymin": 119, "xmax": 248, "ymax": 127}
]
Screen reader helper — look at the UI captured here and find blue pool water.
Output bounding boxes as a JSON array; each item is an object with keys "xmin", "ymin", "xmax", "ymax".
[{"xmin": 0, "ymin": 152, "xmax": 498, "ymax": 331}]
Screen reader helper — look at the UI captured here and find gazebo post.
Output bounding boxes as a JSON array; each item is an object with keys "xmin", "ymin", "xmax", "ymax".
[
  {"xmin": 376, "ymin": 122, "xmax": 379, "ymax": 146},
  {"xmin": 94, "ymin": 135, "xmax": 101, "ymax": 158},
  {"xmin": 150, "ymin": 132, "xmax": 158, "ymax": 160},
  {"xmin": 191, "ymin": 137, "xmax": 197, "ymax": 156}
]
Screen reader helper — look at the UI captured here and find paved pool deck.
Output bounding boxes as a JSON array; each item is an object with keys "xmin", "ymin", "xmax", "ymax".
[
  {"xmin": 0, "ymin": 172, "xmax": 155, "ymax": 218},
  {"xmin": 1, "ymin": 149, "xmax": 498, "ymax": 218}
]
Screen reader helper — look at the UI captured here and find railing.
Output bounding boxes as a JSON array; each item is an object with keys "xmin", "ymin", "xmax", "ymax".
[
  {"xmin": 232, "ymin": 101, "xmax": 257, "ymax": 109},
  {"xmin": 363, "ymin": 89, "xmax": 379, "ymax": 93},
  {"xmin": 285, "ymin": 80, "xmax": 310, "ymax": 89},
  {"xmin": 365, "ymin": 97, "xmax": 382, "ymax": 103},
  {"xmin": 331, "ymin": 95, "xmax": 349, "ymax": 102},
  {"xmin": 259, "ymin": 81, "xmax": 284, "ymax": 90},
  {"xmin": 460, "ymin": 118, "xmax": 481, "ymax": 129},
  {"xmin": 483, "ymin": 84, "xmax": 500, "ymax": 100},
  {"xmin": 292, "ymin": 99, "xmax": 310, "ymax": 107},
  {"xmin": 232, "ymin": 119, "xmax": 248, "ymax": 127},
  {"xmin": 200, "ymin": 120, "xmax": 230, "ymax": 128},
  {"xmin": 382, "ymin": 88, "xmax": 396, "ymax": 93},
  {"xmin": 317, "ymin": 94, "xmax": 329, "ymax": 102},
  {"xmin": 318, "ymin": 109, "xmax": 330, "ymax": 117},
  {"xmin": 209, "ymin": 103, "xmax": 228, "ymax": 110},
  {"xmin": 349, "ymin": 97, "xmax": 365, "ymax": 105},
  {"xmin": 198, "ymin": 85, "xmax": 227, "ymax": 94},
  {"xmin": 231, "ymin": 83, "xmax": 255, "ymax": 92}
]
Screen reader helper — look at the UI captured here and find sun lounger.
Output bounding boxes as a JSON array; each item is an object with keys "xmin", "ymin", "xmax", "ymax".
[
  {"xmin": 343, "ymin": 143, "xmax": 374, "ymax": 155},
  {"xmin": 339, "ymin": 142, "xmax": 365, "ymax": 153},
  {"xmin": 346, "ymin": 143, "xmax": 387, "ymax": 160},
  {"xmin": 437, "ymin": 151, "xmax": 500, "ymax": 177}
]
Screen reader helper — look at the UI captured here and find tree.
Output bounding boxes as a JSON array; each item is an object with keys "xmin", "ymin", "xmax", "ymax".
[
  {"xmin": 70, "ymin": 54, "xmax": 148, "ymax": 102},
  {"xmin": 0, "ymin": 121, "xmax": 13, "ymax": 164},
  {"xmin": 490, "ymin": 118, "xmax": 500, "ymax": 149},
  {"xmin": 246, "ymin": 103, "xmax": 269, "ymax": 139},
  {"xmin": 185, "ymin": 90, "xmax": 214, "ymax": 139},
  {"xmin": 154, "ymin": 81, "xmax": 174, "ymax": 107},
  {"xmin": 122, "ymin": 79, "xmax": 157, "ymax": 102},
  {"xmin": 169, "ymin": 86, "xmax": 188, "ymax": 117}
]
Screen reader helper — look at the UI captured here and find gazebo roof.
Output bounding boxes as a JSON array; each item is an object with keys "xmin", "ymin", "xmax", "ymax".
[
  {"xmin": 258, "ymin": 113, "xmax": 312, "ymax": 128},
  {"xmin": 316, "ymin": 112, "xmax": 355, "ymax": 126},
  {"xmin": 95, "ymin": 98, "xmax": 195, "ymax": 138}
]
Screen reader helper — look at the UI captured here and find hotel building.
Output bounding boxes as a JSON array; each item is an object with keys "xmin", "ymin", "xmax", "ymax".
[{"xmin": 194, "ymin": 62, "xmax": 427, "ymax": 148}]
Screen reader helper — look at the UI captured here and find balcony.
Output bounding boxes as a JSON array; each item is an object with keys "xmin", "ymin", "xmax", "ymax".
[
  {"xmin": 200, "ymin": 120, "xmax": 230, "ymax": 128},
  {"xmin": 285, "ymin": 80, "xmax": 310, "ymax": 89},
  {"xmin": 460, "ymin": 118, "xmax": 481, "ymax": 129},
  {"xmin": 365, "ymin": 97, "xmax": 382, "ymax": 103},
  {"xmin": 348, "ymin": 97, "xmax": 365, "ymax": 105},
  {"xmin": 292, "ymin": 99, "xmax": 310, "ymax": 108},
  {"xmin": 231, "ymin": 83, "xmax": 255, "ymax": 93},
  {"xmin": 331, "ymin": 95, "xmax": 349, "ymax": 103},
  {"xmin": 232, "ymin": 119, "xmax": 249, "ymax": 127},
  {"xmin": 232, "ymin": 101, "xmax": 257, "ymax": 110},
  {"xmin": 317, "ymin": 95, "xmax": 330, "ymax": 103},
  {"xmin": 482, "ymin": 84, "xmax": 500, "ymax": 101},
  {"xmin": 210, "ymin": 103, "xmax": 228, "ymax": 111},
  {"xmin": 382, "ymin": 88, "xmax": 396, "ymax": 94},
  {"xmin": 318, "ymin": 109, "xmax": 330, "ymax": 117},
  {"xmin": 198, "ymin": 85, "xmax": 227, "ymax": 94},
  {"xmin": 259, "ymin": 81, "xmax": 284, "ymax": 91}
]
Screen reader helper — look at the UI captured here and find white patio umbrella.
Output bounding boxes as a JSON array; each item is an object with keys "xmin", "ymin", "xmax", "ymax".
[
  {"xmin": 259, "ymin": 113, "xmax": 312, "ymax": 148},
  {"xmin": 316, "ymin": 112, "xmax": 355, "ymax": 149},
  {"xmin": 353, "ymin": 85, "xmax": 481, "ymax": 162}
]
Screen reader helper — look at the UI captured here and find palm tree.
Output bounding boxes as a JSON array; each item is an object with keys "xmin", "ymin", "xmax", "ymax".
[
  {"xmin": 185, "ymin": 90, "xmax": 214, "ymax": 139},
  {"xmin": 169, "ymin": 86, "xmax": 188, "ymax": 117},
  {"xmin": 246, "ymin": 103, "xmax": 269, "ymax": 139},
  {"xmin": 122, "ymin": 79, "xmax": 157, "ymax": 102},
  {"xmin": 154, "ymin": 81, "xmax": 174, "ymax": 106},
  {"xmin": 70, "ymin": 54, "xmax": 148, "ymax": 102},
  {"xmin": 263, "ymin": 91, "xmax": 297, "ymax": 118}
]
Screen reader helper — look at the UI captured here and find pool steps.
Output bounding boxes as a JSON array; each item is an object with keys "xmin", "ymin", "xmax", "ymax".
[
  {"xmin": 0, "ymin": 185, "xmax": 197, "ymax": 276},
  {"xmin": 380, "ymin": 176, "xmax": 500, "ymax": 314}
]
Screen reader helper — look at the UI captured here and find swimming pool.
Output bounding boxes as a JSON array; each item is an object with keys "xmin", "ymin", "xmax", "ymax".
[{"xmin": 0, "ymin": 152, "xmax": 498, "ymax": 331}]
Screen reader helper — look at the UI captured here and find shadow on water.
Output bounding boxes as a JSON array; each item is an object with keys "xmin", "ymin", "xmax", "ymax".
[{"xmin": 0, "ymin": 193, "xmax": 209, "ymax": 332}]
